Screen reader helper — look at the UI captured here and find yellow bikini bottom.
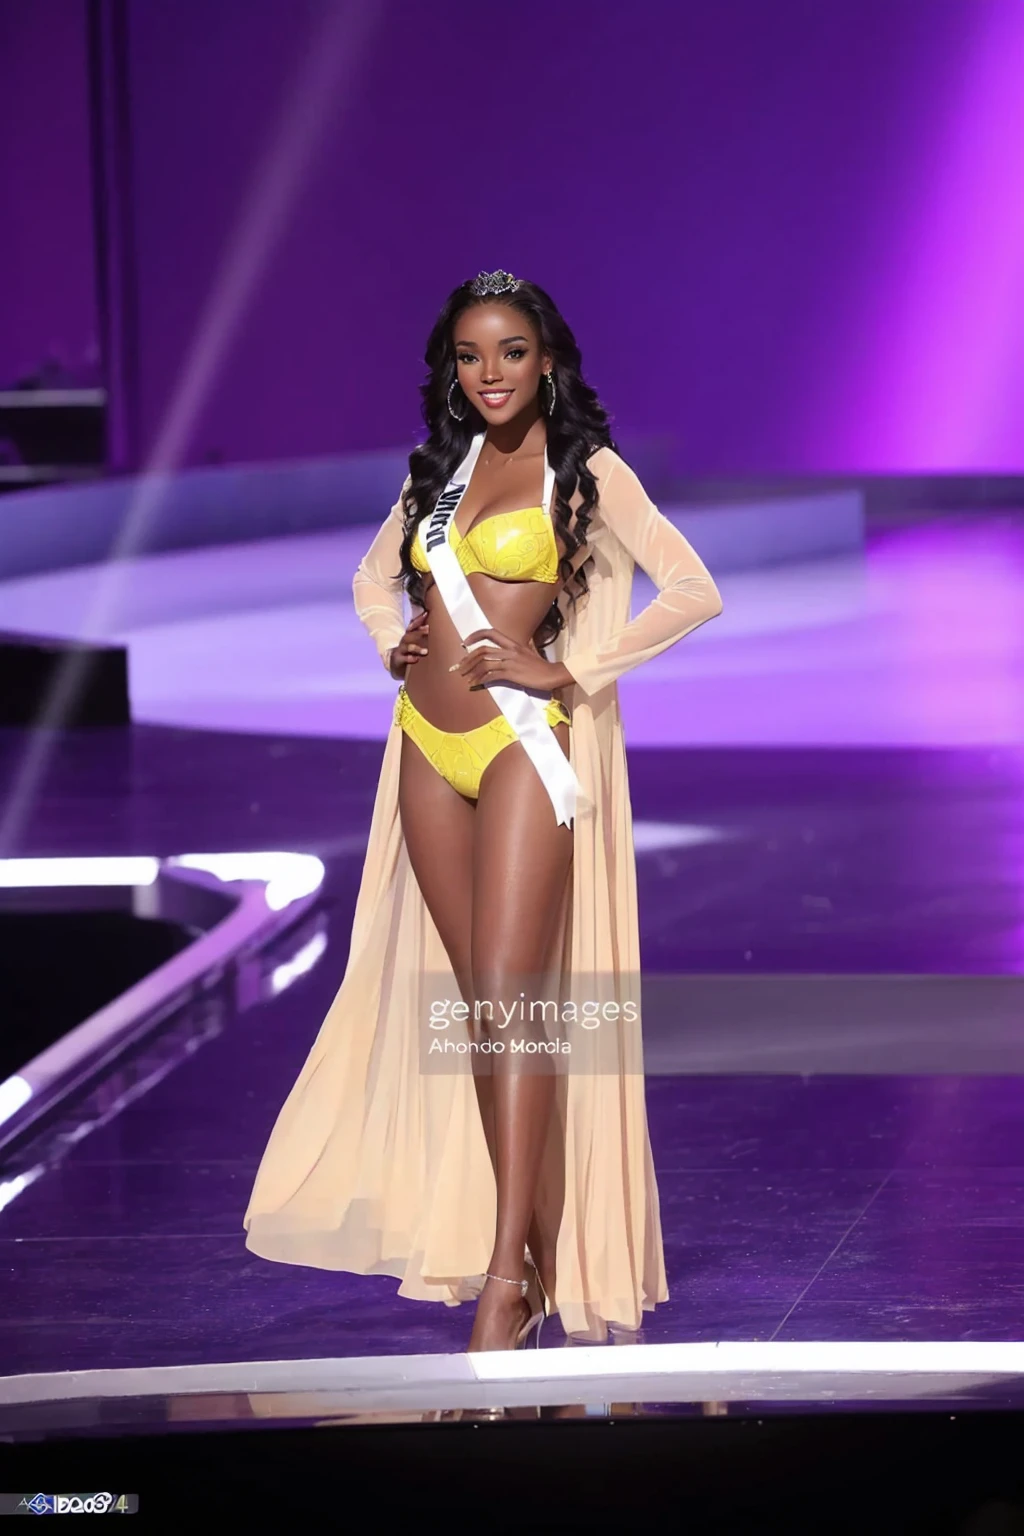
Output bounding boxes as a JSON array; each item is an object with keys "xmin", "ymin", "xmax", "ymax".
[{"xmin": 394, "ymin": 684, "xmax": 571, "ymax": 800}]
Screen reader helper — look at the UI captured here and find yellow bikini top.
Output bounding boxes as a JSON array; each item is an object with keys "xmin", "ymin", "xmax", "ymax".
[{"xmin": 411, "ymin": 505, "xmax": 560, "ymax": 585}]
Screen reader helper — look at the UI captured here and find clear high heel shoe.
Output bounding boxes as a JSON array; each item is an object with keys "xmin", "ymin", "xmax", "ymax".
[
  {"xmin": 523, "ymin": 1255, "xmax": 548, "ymax": 1348},
  {"xmin": 484, "ymin": 1268, "xmax": 545, "ymax": 1349}
]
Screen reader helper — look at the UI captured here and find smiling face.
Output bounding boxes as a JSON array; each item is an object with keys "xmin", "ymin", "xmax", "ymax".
[{"xmin": 453, "ymin": 302, "xmax": 551, "ymax": 428}]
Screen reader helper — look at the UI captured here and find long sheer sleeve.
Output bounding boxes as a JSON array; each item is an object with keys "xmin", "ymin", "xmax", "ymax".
[
  {"xmin": 563, "ymin": 453, "xmax": 723, "ymax": 696},
  {"xmin": 352, "ymin": 480, "xmax": 410, "ymax": 673}
]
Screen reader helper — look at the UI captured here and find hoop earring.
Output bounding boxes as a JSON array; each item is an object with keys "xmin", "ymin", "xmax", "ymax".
[
  {"xmin": 447, "ymin": 380, "xmax": 467, "ymax": 421},
  {"xmin": 543, "ymin": 371, "xmax": 557, "ymax": 417}
]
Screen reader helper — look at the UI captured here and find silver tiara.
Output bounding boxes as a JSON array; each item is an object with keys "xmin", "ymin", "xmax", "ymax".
[{"xmin": 469, "ymin": 269, "xmax": 521, "ymax": 298}]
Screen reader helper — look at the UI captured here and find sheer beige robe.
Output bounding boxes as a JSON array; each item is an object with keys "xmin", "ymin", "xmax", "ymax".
[{"xmin": 244, "ymin": 446, "xmax": 723, "ymax": 1339}]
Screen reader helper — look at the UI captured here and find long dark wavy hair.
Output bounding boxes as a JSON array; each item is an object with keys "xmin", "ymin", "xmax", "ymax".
[{"xmin": 398, "ymin": 277, "xmax": 617, "ymax": 649}]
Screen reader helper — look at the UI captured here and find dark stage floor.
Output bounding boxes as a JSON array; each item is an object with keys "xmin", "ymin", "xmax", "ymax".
[{"xmin": 1, "ymin": 724, "xmax": 1023, "ymax": 1378}]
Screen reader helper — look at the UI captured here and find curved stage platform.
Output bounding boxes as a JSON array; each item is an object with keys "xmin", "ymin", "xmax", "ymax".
[{"xmin": 3, "ymin": 513, "xmax": 1023, "ymax": 747}]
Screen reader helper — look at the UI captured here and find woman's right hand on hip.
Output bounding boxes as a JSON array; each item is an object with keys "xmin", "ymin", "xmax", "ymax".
[{"xmin": 389, "ymin": 610, "xmax": 429, "ymax": 679}]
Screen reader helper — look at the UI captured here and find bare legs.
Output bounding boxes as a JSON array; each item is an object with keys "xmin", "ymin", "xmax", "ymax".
[
  {"xmin": 398, "ymin": 724, "xmax": 573, "ymax": 1350},
  {"xmin": 469, "ymin": 732, "xmax": 572, "ymax": 1347}
]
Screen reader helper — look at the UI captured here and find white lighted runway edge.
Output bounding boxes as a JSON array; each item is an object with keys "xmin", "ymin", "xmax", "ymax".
[{"xmin": 1, "ymin": 1341, "xmax": 1022, "ymax": 1424}]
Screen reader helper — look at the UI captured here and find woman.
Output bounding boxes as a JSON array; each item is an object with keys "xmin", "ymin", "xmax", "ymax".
[{"xmin": 244, "ymin": 271, "xmax": 723, "ymax": 1350}]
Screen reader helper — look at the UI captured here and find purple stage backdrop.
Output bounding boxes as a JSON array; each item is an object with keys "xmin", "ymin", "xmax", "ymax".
[
  {"xmin": 3, "ymin": 0, "xmax": 1024, "ymax": 475},
  {"xmin": 0, "ymin": 0, "xmax": 97, "ymax": 388}
]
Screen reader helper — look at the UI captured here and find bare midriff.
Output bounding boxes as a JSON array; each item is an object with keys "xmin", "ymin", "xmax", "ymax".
[{"xmin": 403, "ymin": 566, "xmax": 565, "ymax": 733}]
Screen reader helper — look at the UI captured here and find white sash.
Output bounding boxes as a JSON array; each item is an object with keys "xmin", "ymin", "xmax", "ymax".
[{"xmin": 421, "ymin": 433, "xmax": 583, "ymax": 827}]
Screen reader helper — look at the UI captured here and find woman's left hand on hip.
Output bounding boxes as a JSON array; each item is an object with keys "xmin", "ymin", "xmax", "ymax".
[{"xmin": 454, "ymin": 628, "xmax": 565, "ymax": 691}]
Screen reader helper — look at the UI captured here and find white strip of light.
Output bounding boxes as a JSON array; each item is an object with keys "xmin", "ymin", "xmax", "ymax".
[
  {"xmin": 169, "ymin": 852, "xmax": 325, "ymax": 911},
  {"xmin": 0, "ymin": 853, "xmax": 324, "ymax": 910},
  {"xmin": 0, "ymin": 1075, "xmax": 32, "ymax": 1129},
  {"xmin": 4, "ymin": 1342, "xmax": 1024, "ymax": 1410},
  {"xmin": 271, "ymin": 929, "xmax": 328, "ymax": 995},
  {"xmin": 632, "ymin": 822, "xmax": 724, "ymax": 852},
  {"xmin": 468, "ymin": 1339, "xmax": 1024, "ymax": 1382},
  {"xmin": 0, "ymin": 858, "xmax": 159, "ymax": 888},
  {"xmin": 0, "ymin": 1164, "xmax": 45, "ymax": 1213}
]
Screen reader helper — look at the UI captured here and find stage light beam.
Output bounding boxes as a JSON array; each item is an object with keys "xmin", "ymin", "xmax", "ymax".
[{"xmin": 0, "ymin": 0, "xmax": 383, "ymax": 856}]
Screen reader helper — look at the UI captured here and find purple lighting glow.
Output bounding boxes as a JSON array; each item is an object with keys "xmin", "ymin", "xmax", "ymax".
[{"xmin": 814, "ymin": 0, "xmax": 1024, "ymax": 471}]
